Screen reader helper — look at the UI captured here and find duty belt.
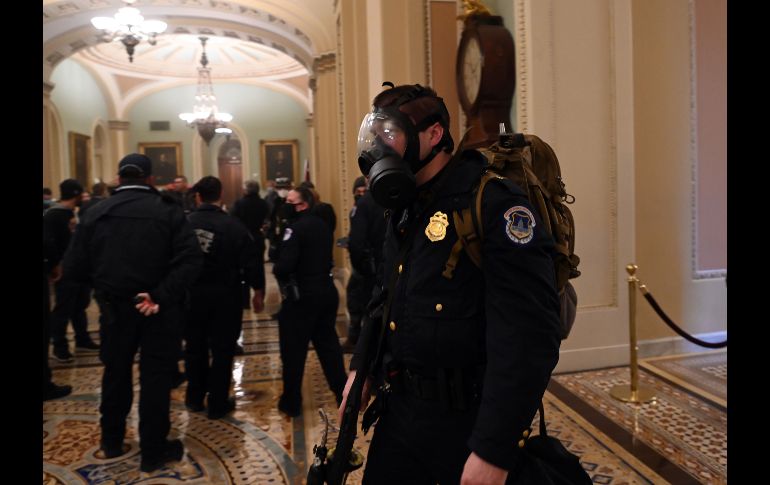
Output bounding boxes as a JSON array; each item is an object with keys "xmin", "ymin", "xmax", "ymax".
[{"xmin": 397, "ymin": 366, "xmax": 483, "ymax": 411}]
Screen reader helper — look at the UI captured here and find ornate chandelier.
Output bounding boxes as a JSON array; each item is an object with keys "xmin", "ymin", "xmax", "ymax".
[
  {"xmin": 90, "ymin": 0, "xmax": 167, "ymax": 63},
  {"xmin": 178, "ymin": 36, "xmax": 233, "ymax": 145}
]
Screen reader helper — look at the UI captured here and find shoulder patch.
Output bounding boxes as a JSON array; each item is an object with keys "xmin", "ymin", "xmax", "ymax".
[
  {"xmin": 349, "ymin": 206, "xmax": 357, "ymax": 219},
  {"xmin": 283, "ymin": 228, "xmax": 293, "ymax": 241},
  {"xmin": 504, "ymin": 206, "xmax": 536, "ymax": 244}
]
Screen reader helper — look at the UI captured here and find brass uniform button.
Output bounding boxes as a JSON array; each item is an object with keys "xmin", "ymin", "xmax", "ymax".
[
  {"xmin": 522, "ymin": 430, "xmax": 530, "ymax": 438},
  {"xmin": 398, "ymin": 264, "xmax": 403, "ymax": 274},
  {"xmin": 389, "ymin": 321, "xmax": 396, "ymax": 331},
  {"xmin": 518, "ymin": 439, "xmax": 526, "ymax": 448},
  {"xmin": 435, "ymin": 303, "xmax": 443, "ymax": 312}
]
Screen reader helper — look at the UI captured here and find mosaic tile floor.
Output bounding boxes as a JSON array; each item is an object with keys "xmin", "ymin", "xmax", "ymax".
[
  {"xmin": 639, "ymin": 351, "xmax": 727, "ymax": 408},
  {"xmin": 45, "ymin": 269, "xmax": 727, "ymax": 484}
]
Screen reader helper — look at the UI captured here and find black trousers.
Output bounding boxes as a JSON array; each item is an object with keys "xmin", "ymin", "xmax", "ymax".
[
  {"xmin": 43, "ymin": 273, "xmax": 52, "ymax": 393},
  {"xmin": 50, "ymin": 278, "xmax": 92, "ymax": 350},
  {"xmin": 96, "ymin": 293, "xmax": 182, "ymax": 459},
  {"xmin": 184, "ymin": 285, "xmax": 242, "ymax": 411},
  {"xmin": 362, "ymin": 391, "xmax": 480, "ymax": 485},
  {"xmin": 277, "ymin": 284, "xmax": 346, "ymax": 409}
]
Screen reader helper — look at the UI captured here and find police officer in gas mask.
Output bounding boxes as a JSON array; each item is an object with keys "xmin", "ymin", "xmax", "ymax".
[{"xmin": 339, "ymin": 84, "xmax": 562, "ymax": 484}]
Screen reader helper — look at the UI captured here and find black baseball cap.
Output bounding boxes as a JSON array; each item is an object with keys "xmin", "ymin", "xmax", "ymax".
[{"xmin": 118, "ymin": 153, "xmax": 153, "ymax": 177}]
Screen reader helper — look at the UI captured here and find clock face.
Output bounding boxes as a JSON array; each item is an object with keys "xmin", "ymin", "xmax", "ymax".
[{"xmin": 461, "ymin": 36, "xmax": 483, "ymax": 105}]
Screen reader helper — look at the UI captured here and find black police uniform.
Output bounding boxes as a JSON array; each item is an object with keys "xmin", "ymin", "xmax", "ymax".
[
  {"xmin": 185, "ymin": 203, "xmax": 262, "ymax": 416},
  {"xmin": 267, "ymin": 197, "xmax": 293, "ymax": 261},
  {"xmin": 231, "ymin": 192, "xmax": 269, "ymax": 307},
  {"xmin": 44, "ymin": 204, "xmax": 94, "ymax": 356},
  {"xmin": 354, "ymin": 151, "xmax": 562, "ymax": 484},
  {"xmin": 63, "ymin": 184, "xmax": 202, "ymax": 461},
  {"xmin": 346, "ymin": 191, "xmax": 386, "ymax": 344},
  {"xmin": 273, "ymin": 209, "xmax": 347, "ymax": 415}
]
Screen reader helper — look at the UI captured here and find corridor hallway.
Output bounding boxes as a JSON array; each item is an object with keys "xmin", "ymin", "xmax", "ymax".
[{"xmin": 43, "ymin": 267, "xmax": 726, "ymax": 484}]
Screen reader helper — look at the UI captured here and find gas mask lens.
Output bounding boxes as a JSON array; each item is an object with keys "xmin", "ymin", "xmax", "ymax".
[{"xmin": 356, "ymin": 112, "xmax": 416, "ymax": 209}]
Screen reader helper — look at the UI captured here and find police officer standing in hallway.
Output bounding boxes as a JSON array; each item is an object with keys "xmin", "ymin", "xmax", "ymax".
[
  {"xmin": 273, "ymin": 186, "xmax": 347, "ymax": 417},
  {"xmin": 63, "ymin": 154, "xmax": 203, "ymax": 473},
  {"xmin": 343, "ymin": 176, "xmax": 386, "ymax": 350},
  {"xmin": 339, "ymin": 84, "xmax": 562, "ymax": 484},
  {"xmin": 184, "ymin": 176, "xmax": 265, "ymax": 419}
]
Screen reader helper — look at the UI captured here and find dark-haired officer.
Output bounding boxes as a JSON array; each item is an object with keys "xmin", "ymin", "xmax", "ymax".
[
  {"xmin": 339, "ymin": 84, "xmax": 562, "ymax": 484},
  {"xmin": 63, "ymin": 153, "xmax": 203, "ymax": 473},
  {"xmin": 273, "ymin": 186, "xmax": 347, "ymax": 417},
  {"xmin": 184, "ymin": 176, "xmax": 265, "ymax": 419}
]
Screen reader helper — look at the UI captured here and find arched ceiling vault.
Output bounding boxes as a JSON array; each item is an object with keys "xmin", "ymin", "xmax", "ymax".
[{"xmin": 43, "ymin": 0, "xmax": 337, "ymax": 116}]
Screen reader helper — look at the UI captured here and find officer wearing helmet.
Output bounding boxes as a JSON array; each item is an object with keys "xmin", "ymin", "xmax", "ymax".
[{"xmin": 339, "ymin": 84, "xmax": 562, "ymax": 484}]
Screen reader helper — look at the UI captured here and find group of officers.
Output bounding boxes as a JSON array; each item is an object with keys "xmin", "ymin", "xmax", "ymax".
[{"xmin": 43, "ymin": 151, "xmax": 386, "ymax": 473}]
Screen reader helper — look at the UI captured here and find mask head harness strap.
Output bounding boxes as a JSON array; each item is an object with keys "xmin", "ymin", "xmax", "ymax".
[{"xmin": 374, "ymin": 83, "xmax": 454, "ymax": 173}]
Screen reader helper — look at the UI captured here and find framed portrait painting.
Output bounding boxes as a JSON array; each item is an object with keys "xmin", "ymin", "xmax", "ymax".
[
  {"xmin": 138, "ymin": 142, "xmax": 183, "ymax": 187},
  {"xmin": 68, "ymin": 132, "xmax": 91, "ymax": 190},
  {"xmin": 260, "ymin": 139, "xmax": 299, "ymax": 188}
]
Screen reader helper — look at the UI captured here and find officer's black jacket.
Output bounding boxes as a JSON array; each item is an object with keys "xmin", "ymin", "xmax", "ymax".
[
  {"xmin": 43, "ymin": 204, "xmax": 76, "ymax": 265},
  {"xmin": 348, "ymin": 191, "xmax": 386, "ymax": 277},
  {"xmin": 188, "ymin": 203, "xmax": 264, "ymax": 290},
  {"xmin": 63, "ymin": 185, "xmax": 203, "ymax": 305},
  {"xmin": 273, "ymin": 210, "xmax": 334, "ymax": 291},
  {"xmin": 355, "ymin": 150, "xmax": 562, "ymax": 471},
  {"xmin": 231, "ymin": 193, "xmax": 269, "ymax": 242}
]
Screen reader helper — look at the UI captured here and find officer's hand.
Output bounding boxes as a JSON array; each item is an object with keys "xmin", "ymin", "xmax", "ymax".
[
  {"xmin": 460, "ymin": 452, "xmax": 508, "ymax": 485},
  {"xmin": 49, "ymin": 264, "xmax": 62, "ymax": 283},
  {"xmin": 134, "ymin": 292, "xmax": 160, "ymax": 316},
  {"xmin": 251, "ymin": 289, "xmax": 265, "ymax": 313},
  {"xmin": 337, "ymin": 370, "xmax": 372, "ymax": 424}
]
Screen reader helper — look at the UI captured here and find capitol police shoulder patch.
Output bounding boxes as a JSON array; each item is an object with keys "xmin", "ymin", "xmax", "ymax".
[
  {"xmin": 504, "ymin": 206, "xmax": 536, "ymax": 244},
  {"xmin": 283, "ymin": 228, "xmax": 293, "ymax": 241}
]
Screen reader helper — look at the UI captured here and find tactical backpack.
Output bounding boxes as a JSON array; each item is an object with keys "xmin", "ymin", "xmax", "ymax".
[{"xmin": 443, "ymin": 132, "xmax": 581, "ymax": 339}]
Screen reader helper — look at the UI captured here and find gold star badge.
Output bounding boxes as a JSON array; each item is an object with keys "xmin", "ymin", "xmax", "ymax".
[{"xmin": 425, "ymin": 211, "xmax": 449, "ymax": 242}]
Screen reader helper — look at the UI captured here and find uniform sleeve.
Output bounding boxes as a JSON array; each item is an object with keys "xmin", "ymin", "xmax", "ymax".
[
  {"xmin": 237, "ymin": 224, "xmax": 264, "ymax": 291},
  {"xmin": 467, "ymin": 181, "xmax": 562, "ymax": 471},
  {"xmin": 272, "ymin": 221, "xmax": 300, "ymax": 281},
  {"xmin": 150, "ymin": 207, "xmax": 204, "ymax": 305},
  {"xmin": 348, "ymin": 198, "xmax": 374, "ymax": 275}
]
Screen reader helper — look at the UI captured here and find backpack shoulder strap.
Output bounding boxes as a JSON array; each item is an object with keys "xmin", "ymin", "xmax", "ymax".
[{"xmin": 442, "ymin": 171, "xmax": 501, "ymax": 279}]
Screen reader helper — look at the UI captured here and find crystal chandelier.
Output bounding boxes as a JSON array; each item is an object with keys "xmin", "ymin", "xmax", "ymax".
[
  {"xmin": 90, "ymin": 0, "xmax": 167, "ymax": 63},
  {"xmin": 178, "ymin": 36, "xmax": 233, "ymax": 145}
]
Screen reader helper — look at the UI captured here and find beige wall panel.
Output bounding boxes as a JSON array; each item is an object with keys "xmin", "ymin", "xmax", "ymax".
[
  {"xmin": 429, "ymin": 1, "xmax": 461, "ymax": 141},
  {"xmin": 517, "ymin": 0, "xmax": 637, "ymax": 371},
  {"xmin": 633, "ymin": 0, "xmax": 726, "ymax": 343},
  {"xmin": 693, "ymin": 0, "xmax": 726, "ymax": 274}
]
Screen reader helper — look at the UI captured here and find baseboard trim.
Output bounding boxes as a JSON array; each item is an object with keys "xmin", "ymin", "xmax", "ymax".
[{"xmin": 553, "ymin": 331, "xmax": 727, "ymax": 373}]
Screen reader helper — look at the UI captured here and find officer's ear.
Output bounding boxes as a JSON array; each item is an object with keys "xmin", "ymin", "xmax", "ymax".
[{"xmin": 423, "ymin": 122, "xmax": 444, "ymax": 148}]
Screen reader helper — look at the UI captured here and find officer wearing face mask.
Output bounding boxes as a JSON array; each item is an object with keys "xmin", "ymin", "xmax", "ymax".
[
  {"xmin": 338, "ymin": 84, "xmax": 562, "ymax": 484},
  {"xmin": 343, "ymin": 176, "xmax": 386, "ymax": 351},
  {"xmin": 272, "ymin": 186, "xmax": 347, "ymax": 417}
]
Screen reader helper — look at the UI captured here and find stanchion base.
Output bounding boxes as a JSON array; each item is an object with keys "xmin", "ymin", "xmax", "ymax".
[{"xmin": 610, "ymin": 385, "xmax": 657, "ymax": 403}]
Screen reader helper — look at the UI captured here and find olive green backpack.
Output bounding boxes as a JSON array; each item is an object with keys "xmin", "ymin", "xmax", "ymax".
[{"xmin": 443, "ymin": 133, "xmax": 581, "ymax": 339}]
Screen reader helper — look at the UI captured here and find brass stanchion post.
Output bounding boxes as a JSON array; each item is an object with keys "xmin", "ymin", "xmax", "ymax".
[{"xmin": 610, "ymin": 264, "xmax": 657, "ymax": 403}]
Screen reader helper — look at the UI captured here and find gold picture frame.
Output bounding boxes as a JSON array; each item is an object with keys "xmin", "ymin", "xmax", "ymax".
[
  {"xmin": 68, "ymin": 132, "xmax": 91, "ymax": 190},
  {"xmin": 138, "ymin": 142, "xmax": 183, "ymax": 187},
  {"xmin": 260, "ymin": 139, "xmax": 299, "ymax": 188}
]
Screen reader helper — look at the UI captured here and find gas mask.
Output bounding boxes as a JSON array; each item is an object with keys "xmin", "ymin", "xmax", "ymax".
[
  {"xmin": 357, "ymin": 112, "xmax": 416, "ymax": 209},
  {"xmin": 356, "ymin": 87, "xmax": 453, "ymax": 209}
]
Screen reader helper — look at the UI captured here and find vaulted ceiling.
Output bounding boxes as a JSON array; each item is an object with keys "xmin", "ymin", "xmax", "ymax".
[{"xmin": 43, "ymin": 0, "xmax": 338, "ymax": 115}]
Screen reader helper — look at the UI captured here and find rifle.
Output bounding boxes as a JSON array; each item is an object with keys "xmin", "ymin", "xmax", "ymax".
[{"xmin": 307, "ymin": 296, "xmax": 384, "ymax": 485}]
